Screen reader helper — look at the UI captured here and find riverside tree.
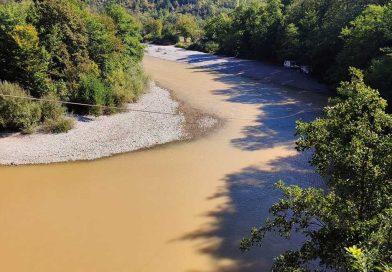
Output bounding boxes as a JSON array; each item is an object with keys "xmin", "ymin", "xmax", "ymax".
[
  {"xmin": 0, "ymin": 0, "xmax": 147, "ymax": 132},
  {"xmin": 175, "ymin": 14, "xmax": 201, "ymax": 43},
  {"xmin": 241, "ymin": 69, "xmax": 392, "ymax": 271}
]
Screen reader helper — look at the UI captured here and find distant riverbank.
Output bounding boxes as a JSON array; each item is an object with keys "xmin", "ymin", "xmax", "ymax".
[{"xmin": 146, "ymin": 44, "xmax": 328, "ymax": 93}]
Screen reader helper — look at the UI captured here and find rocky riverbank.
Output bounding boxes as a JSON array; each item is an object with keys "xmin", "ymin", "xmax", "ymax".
[{"xmin": 0, "ymin": 83, "xmax": 217, "ymax": 165}]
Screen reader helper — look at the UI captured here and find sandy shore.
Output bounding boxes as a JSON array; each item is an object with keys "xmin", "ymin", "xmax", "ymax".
[{"xmin": 0, "ymin": 83, "xmax": 199, "ymax": 165}]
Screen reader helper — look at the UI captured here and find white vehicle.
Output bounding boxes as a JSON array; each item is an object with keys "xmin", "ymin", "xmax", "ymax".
[
  {"xmin": 300, "ymin": 65, "xmax": 312, "ymax": 75},
  {"xmin": 283, "ymin": 60, "xmax": 299, "ymax": 69}
]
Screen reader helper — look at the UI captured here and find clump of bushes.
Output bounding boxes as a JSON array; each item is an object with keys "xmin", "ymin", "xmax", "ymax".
[
  {"xmin": 0, "ymin": 81, "xmax": 41, "ymax": 132},
  {"xmin": 0, "ymin": 81, "xmax": 74, "ymax": 133},
  {"xmin": 77, "ymin": 73, "xmax": 108, "ymax": 116},
  {"xmin": 40, "ymin": 93, "xmax": 74, "ymax": 133},
  {"xmin": 0, "ymin": 0, "xmax": 147, "ymax": 133},
  {"xmin": 140, "ymin": 13, "xmax": 202, "ymax": 45},
  {"xmin": 42, "ymin": 117, "xmax": 74, "ymax": 133},
  {"xmin": 40, "ymin": 93, "xmax": 67, "ymax": 121}
]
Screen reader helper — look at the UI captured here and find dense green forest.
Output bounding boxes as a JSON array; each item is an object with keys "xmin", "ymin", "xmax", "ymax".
[
  {"xmin": 88, "ymin": 0, "xmax": 237, "ymax": 17},
  {"xmin": 89, "ymin": 0, "xmax": 239, "ymax": 44},
  {"xmin": 0, "ymin": 0, "xmax": 147, "ymax": 133},
  {"xmin": 138, "ymin": 0, "xmax": 392, "ymax": 106}
]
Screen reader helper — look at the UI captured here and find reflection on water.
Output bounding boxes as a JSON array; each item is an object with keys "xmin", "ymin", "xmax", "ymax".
[{"xmin": 0, "ymin": 55, "xmax": 325, "ymax": 272}]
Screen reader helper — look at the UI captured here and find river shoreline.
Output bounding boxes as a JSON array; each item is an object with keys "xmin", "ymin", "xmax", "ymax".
[
  {"xmin": 146, "ymin": 44, "xmax": 328, "ymax": 93},
  {"xmin": 0, "ymin": 45, "xmax": 326, "ymax": 166},
  {"xmin": 0, "ymin": 82, "xmax": 218, "ymax": 166}
]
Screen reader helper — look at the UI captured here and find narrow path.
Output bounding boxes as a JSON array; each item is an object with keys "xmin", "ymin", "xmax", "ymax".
[{"xmin": 0, "ymin": 50, "xmax": 326, "ymax": 272}]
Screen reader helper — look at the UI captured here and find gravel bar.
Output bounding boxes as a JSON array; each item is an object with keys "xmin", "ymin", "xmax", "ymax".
[{"xmin": 0, "ymin": 83, "xmax": 186, "ymax": 165}]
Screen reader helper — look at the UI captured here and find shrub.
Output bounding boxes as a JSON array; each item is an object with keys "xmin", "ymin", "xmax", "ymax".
[
  {"xmin": 77, "ymin": 73, "xmax": 107, "ymax": 115},
  {"xmin": 203, "ymin": 41, "xmax": 220, "ymax": 53},
  {"xmin": 126, "ymin": 63, "xmax": 148, "ymax": 100},
  {"xmin": 42, "ymin": 116, "xmax": 74, "ymax": 133},
  {"xmin": 366, "ymin": 52, "xmax": 392, "ymax": 106},
  {"xmin": 0, "ymin": 81, "xmax": 41, "ymax": 131},
  {"xmin": 108, "ymin": 65, "xmax": 148, "ymax": 106},
  {"xmin": 186, "ymin": 40, "xmax": 219, "ymax": 53},
  {"xmin": 40, "ymin": 92, "xmax": 74, "ymax": 133},
  {"xmin": 41, "ymin": 93, "xmax": 67, "ymax": 120},
  {"xmin": 104, "ymin": 55, "xmax": 148, "ymax": 106},
  {"xmin": 159, "ymin": 30, "xmax": 179, "ymax": 45}
]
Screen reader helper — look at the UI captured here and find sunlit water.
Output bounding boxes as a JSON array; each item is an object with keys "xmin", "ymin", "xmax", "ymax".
[{"xmin": 0, "ymin": 55, "xmax": 326, "ymax": 272}]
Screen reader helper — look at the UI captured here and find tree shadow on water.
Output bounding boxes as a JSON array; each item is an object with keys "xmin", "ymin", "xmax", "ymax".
[
  {"xmin": 211, "ymin": 75, "xmax": 324, "ymax": 151},
  {"xmin": 178, "ymin": 52, "xmax": 328, "ymax": 93},
  {"xmin": 178, "ymin": 53, "xmax": 222, "ymax": 64},
  {"xmin": 170, "ymin": 53, "xmax": 327, "ymax": 271},
  {"xmin": 175, "ymin": 153, "xmax": 324, "ymax": 272},
  {"xmin": 231, "ymin": 102, "xmax": 322, "ymax": 151}
]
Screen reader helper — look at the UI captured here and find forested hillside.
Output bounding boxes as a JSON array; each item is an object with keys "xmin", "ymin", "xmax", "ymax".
[
  {"xmin": 0, "ymin": 0, "xmax": 147, "ymax": 133},
  {"xmin": 92, "ymin": 0, "xmax": 237, "ymax": 16},
  {"xmin": 198, "ymin": 0, "xmax": 392, "ymax": 103}
]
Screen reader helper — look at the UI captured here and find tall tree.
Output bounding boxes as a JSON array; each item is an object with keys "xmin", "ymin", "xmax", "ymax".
[
  {"xmin": 175, "ymin": 13, "xmax": 200, "ymax": 42},
  {"xmin": 241, "ymin": 69, "xmax": 392, "ymax": 270}
]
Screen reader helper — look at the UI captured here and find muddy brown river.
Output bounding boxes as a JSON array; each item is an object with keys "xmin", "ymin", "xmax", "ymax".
[{"xmin": 0, "ymin": 54, "xmax": 326, "ymax": 272}]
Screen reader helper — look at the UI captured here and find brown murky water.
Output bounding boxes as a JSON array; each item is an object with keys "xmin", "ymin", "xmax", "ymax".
[{"xmin": 0, "ymin": 56, "xmax": 325, "ymax": 272}]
